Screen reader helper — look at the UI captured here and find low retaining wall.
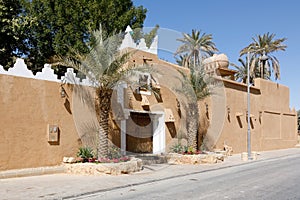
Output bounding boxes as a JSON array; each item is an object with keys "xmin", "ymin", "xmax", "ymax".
[
  {"xmin": 166, "ymin": 153, "xmax": 225, "ymax": 164},
  {"xmin": 64, "ymin": 158, "xmax": 143, "ymax": 176}
]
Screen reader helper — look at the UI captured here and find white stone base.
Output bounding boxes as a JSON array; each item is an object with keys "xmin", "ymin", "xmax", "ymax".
[
  {"xmin": 64, "ymin": 158, "xmax": 143, "ymax": 175},
  {"xmin": 166, "ymin": 153, "xmax": 224, "ymax": 164}
]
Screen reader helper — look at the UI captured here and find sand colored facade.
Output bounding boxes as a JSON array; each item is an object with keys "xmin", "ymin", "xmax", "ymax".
[
  {"xmin": 198, "ymin": 53, "xmax": 297, "ymax": 153},
  {"xmin": 0, "ymin": 74, "xmax": 83, "ymax": 171},
  {"xmin": 209, "ymin": 78, "xmax": 297, "ymax": 153},
  {"xmin": 0, "ymin": 48, "xmax": 297, "ymax": 171},
  {"xmin": 110, "ymin": 49, "xmax": 297, "ymax": 154}
]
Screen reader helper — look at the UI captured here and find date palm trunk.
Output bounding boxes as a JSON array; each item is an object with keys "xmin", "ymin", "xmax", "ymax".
[
  {"xmin": 187, "ymin": 102, "xmax": 198, "ymax": 150},
  {"xmin": 96, "ymin": 88, "xmax": 112, "ymax": 159}
]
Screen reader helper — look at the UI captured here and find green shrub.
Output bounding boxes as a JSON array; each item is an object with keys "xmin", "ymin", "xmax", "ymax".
[
  {"xmin": 171, "ymin": 144, "xmax": 202, "ymax": 155},
  {"xmin": 171, "ymin": 143, "xmax": 184, "ymax": 153},
  {"xmin": 77, "ymin": 147, "xmax": 94, "ymax": 162}
]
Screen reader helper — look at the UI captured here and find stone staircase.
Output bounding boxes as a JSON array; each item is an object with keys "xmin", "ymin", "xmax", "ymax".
[{"xmin": 128, "ymin": 154, "xmax": 168, "ymax": 165}]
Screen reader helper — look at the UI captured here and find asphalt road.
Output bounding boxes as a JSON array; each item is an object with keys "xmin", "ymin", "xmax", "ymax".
[{"xmin": 71, "ymin": 154, "xmax": 300, "ymax": 200}]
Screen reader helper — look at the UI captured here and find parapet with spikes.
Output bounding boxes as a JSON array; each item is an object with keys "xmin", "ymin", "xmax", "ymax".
[
  {"xmin": 0, "ymin": 25, "xmax": 158, "ymax": 84},
  {"xmin": 119, "ymin": 25, "xmax": 158, "ymax": 55}
]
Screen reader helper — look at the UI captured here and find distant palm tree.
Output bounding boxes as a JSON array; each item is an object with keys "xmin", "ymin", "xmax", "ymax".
[
  {"xmin": 56, "ymin": 28, "xmax": 133, "ymax": 158},
  {"xmin": 231, "ymin": 57, "xmax": 265, "ymax": 84},
  {"xmin": 231, "ymin": 58, "xmax": 248, "ymax": 84},
  {"xmin": 175, "ymin": 54, "xmax": 190, "ymax": 67},
  {"xmin": 175, "ymin": 29, "xmax": 218, "ymax": 68},
  {"xmin": 240, "ymin": 32, "xmax": 287, "ymax": 80}
]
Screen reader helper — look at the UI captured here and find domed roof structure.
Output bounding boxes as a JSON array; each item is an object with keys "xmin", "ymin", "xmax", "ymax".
[{"xmin": 203, "ymin": 54, "xmax": 229, "ymax": 72}]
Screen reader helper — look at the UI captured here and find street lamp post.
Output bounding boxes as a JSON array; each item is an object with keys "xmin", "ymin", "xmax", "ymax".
[
  {"xmin": 247, "ymin": 51, "xmax": 268, "ymax": 160},
  {"xmin": 247, "ymin": 52, "xmax": 252, "ymax": 160}
]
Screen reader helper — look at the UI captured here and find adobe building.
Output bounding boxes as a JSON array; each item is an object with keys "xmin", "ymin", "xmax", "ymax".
[
  {"xmin": 0, "ymin": 26, "xmax": 297, "ymax": 171},
  {"xmin": 200, "ymin": 54, "xmax": 298, "ymax": 153},
  {"xmin": 113, "ymin": 27, "xmax": 297, "ymax": 154},
  {"xmin": 109, "ymin": 48, "xmax": 191, "ymax": 155},
  {"xmin": 109, "ymin": 49, "xmax": 297, "ymax": 155}
]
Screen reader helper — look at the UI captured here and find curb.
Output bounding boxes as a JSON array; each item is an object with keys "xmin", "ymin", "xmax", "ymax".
[{"xmin": 0, "ymin": 165, "xmax": 65, "ymax": 179}]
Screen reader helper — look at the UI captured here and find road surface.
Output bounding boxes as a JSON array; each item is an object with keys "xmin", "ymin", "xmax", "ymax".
[{"xmin": 69, "ymin": 154, "xmax": 300, "ymax": 200}]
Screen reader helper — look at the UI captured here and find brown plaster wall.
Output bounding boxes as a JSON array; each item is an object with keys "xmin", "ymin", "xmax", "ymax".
[
  {"xmin": 157, "ymin": 85, "xmax": 184, "ymax": 151},
  {"xmin": 0, "ymin": 74, "xmax": 81, "ymax": 171},
  {"xmin": 211, "ymin": 78, "xmax": 297, "ymax": 153},
  {"xmin": 125, "ymin": 47, "xmax": 190, "ymax": 75}
]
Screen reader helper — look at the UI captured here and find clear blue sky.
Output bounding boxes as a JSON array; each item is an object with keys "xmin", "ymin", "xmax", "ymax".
[{"xmin": 133, "ymin": 0, "xmax": 300, "ymax": 110}]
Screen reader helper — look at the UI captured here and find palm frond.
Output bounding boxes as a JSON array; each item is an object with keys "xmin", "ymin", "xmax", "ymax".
[
  {"xmin": 239, "ymin": 32, "xmax": 287, "ymax": 80},
  {"xmin": 175, "ymin": 66, "xmax": 214, "ymax": 102},
  {"xmin": 175, "ymin": 29, "xmax": 218, "ymax": 69}
]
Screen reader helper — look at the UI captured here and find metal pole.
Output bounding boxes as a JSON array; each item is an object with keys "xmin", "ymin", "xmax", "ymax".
[{"xmin": 247, "ymin": 52, "xmax": 252, "ymax": 160}]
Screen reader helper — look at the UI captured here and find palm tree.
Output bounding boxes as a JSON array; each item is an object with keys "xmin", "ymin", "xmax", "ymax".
[
  {"xmin": 175, "ymin": 29, "xmax": 218, "ymax": 68},
  {"xmin": 231, "ymin": 58, "xmax": 248, "ymax": 83},
  {"xmin": 56, "ymin": 28, "xmax": 133, "ymax": 158},
  {"xmin": 175, "ymin": 29, "xmax": 217, "ymax": 149},
  {"xmin": 175, "ymin": 54, "xmax": 190, "ymax": 67},
  {"xmin": 240, "ymin": 32, "xmax": 287, "ymax": 80},
  {"xmin": 231, "ymin": 57, "xmax": 265, "ymax": 84},
  {"xmin": 178, "ymin": 65, "xmax": 212, "ymax": 150}
]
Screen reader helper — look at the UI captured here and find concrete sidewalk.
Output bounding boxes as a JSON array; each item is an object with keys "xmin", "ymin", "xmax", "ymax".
[{"xmin": 1, "ymin": 148, "xmax": 300, "ymax": 200}]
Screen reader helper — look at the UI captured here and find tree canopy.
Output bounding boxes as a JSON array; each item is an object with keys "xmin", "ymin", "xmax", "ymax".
[
  {"xmin": 0, "ymin": 0, "xmax": 147, "ymax": 75},
  {"xmin": 0, "ymin": 0, "xmax": 20, "ymax": 69},
  {"xmin": 0, "ymin": 0, "xmax": 35, "ymax": 70},
  {"xmin": 131, "ymin": 24, "xmax": 159, "ymax": 48}
]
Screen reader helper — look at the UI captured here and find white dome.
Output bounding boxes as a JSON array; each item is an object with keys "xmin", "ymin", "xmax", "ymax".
[{"xmin": 203, "ymin": 54, "xmax": 229, "ymax": 70}]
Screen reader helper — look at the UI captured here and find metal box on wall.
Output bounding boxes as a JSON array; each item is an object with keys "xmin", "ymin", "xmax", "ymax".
[{"xmin": 48, "ymin": 124, "xmax": 59, "ymax": 144}]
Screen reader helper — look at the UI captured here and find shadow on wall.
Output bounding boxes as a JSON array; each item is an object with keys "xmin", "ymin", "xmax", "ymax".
[
  {"xmin": 166, "ymin": 122, "xmax": 177, "ymax": 138},
  {"xmin": 237, "ymin": 116, "xmax": 243, "ymax": 128},
  {"xmin": 71, "ymin": 83, "xmax": 101, "ymax": 153},
  {"xmin": 64, "ymin": 98, "xmax": 72, "ymax": 114},
  {"xmin": 76, "ymin": 121, "xmax": 99, "ymax": 153}
]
